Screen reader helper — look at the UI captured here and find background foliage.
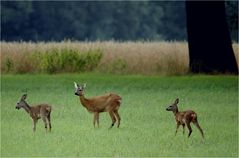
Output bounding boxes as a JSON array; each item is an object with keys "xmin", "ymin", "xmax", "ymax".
[
  {"xmin": 1, "ymin": 41, "xmax": 238, "ymax": 75},
  {"xmin": 1, "ymin": 1, "xmax": 238, "ymax": 41}
]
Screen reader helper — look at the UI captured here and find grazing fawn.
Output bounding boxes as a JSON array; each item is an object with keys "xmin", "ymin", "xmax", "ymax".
[
  {"xmin": 74, "ymin": 82, "xmax": 122, "ymax": 128},
  {"xmin": 166, "ymin": 98, "xmax": 204, "ymax": 139},
  {"xmin": 16, "ymin": 94, "xmax": 52, "ymax": 132}
]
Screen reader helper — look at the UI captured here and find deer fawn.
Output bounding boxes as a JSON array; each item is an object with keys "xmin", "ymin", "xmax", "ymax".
[
  {"xmin": 74, "ymin": 82, "xmax": 122, "ymax": 128},
  {"xmin": 16, "ymin": 94, "xmax": 52, "ymax": 132},
  {"xmin": 166, "ymin": 98, "xmax": 204, "ymax": 139}
]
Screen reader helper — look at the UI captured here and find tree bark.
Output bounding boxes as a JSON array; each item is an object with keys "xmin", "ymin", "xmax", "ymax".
[{"xmin": 186, "ymin": 1, "xmax": 238, "ymax": 74}]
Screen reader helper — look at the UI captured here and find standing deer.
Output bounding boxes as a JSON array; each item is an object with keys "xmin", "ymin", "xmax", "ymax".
[
  {"xmin": 166, "ymin": 98, "xmax": 204, "ymax": 139},
  {"xmin": 15, "ymin": 94, "xmax": 52, "ymax": 132},
  {"xmin": 74, "ymin": 82, "xmax": 122, "ymax": 128}
]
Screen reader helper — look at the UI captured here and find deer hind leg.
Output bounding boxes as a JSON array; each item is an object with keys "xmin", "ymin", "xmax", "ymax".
[
  {"xmin": 193, "ymin": 119, "xmax": 204, "ymax": 139},
  {"xmin": 47, "ymin": 113, "xmax": 52, "ymax": 132},
  {"xmin": 42, "ymin": 117, "xmax": 48, "ymax": 132},
  {"xmin": 109, "ymin": 111, "xmax": 116, "ymax": 129},
  {"xmin": 186, "ymin": 122, "xmax": 192, "ymax": 138},
  {"xmin": 114, "ymin": 110, "xmax": 121, "ymax": 128},
  {"xmin": 40, "ymin": 109, "xmax": 48, "ymax": 132}
]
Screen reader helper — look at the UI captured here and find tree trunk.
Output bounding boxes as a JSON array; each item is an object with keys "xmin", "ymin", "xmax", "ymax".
[{"xmin": 186, "ymin": 1, "xmax": 238, "ymax": 74}]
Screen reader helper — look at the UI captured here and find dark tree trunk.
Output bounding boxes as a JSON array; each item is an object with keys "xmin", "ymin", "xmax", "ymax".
[{"xmin": 186, "ymin": 1, "xmax": 238, "ymax": 74}]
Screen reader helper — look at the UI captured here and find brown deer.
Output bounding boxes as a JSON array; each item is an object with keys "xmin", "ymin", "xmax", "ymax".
[
  {"xmin": 15, "ymin": 94, "xmax": 52, "ymax": 132},
  {"xmin": 166, "ymin": 98, "xmax": 204, "ymax": 139},
  {"xmin": 74, "ymin": 82, "xmax": 122, "ymax": 128}
]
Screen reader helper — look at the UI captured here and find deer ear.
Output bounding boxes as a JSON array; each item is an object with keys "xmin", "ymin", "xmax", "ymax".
[
  {"xmin": 74, "ymin": 82, "xmax": 78, "ymax": 88},
  {"xmin": 21, "ymin": 94, "xmax": 27, "ymax": 100},
  {"xmin": 83, "ymin": 83, "xmax": 86, "ymax": 89},
  {"xmin": 175, "ymin": 98, "xmax": 179, "ymax": 104}
]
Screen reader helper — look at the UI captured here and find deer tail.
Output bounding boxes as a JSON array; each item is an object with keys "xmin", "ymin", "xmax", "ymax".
[
  {"xmin": 115, "ymin": 94, "xmax": 122, "ymax": 101},
  {"xmin": 113, "ymin": 94, "xmax": 122, "ymax": 106},
  {"xmin": 191, "ymin": 113, "xmax": 197, "ymax": 121},
  {"xmin": 46, "ymin": 106, "xmax": 52, "ymax": 113}
]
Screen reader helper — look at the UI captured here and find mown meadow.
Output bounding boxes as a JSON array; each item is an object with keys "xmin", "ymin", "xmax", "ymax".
[{"xmin": 1, "ymin": 74, "xmax": 238, "ymax": 157}]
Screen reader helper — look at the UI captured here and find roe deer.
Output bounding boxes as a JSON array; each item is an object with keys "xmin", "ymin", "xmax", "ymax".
[
  {"xmin": 166, "ymin": 98, "xmax": 204, "ymax": 139},
  {"xmin": 15, "ymin": 94, "xmax": 52, "ymax": 132},
  {"xmin": 74, "ymin": 82, "xmax": 122, "ymax": 128}
]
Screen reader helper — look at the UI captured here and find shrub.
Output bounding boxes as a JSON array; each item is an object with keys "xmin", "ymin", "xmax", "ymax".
[
  {"xmin": 4, "ymin": 58, "xmax": 13, "ymax": 73},
  {"xmin": 84, "ymin": 50, "xmax": 103, "ymax": 71},
  {"xmin": 110, "ymin": 59, "xmax": 128, "ymax": 74},
  {"xmin": 39, "ymin": 48, "xmax": 103, "ymax": 73},
  {"xmin": 40, "ymin": 49, "xmax": 61, "ymax": 73},
  {"xmin": 1, "ymin": 41, "xmax": 237, "ymax": 75},
  {"xmin": 1, "ymin": 48, "xmax": 103, "ymax": 74}
]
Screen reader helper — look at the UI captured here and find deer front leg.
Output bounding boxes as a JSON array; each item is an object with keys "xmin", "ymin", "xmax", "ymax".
[
  {"xmin": 175, "ymin": 122, "xmax": 180, "ymax": 136},
  {"xmin": 94, "ymin": 112, "xmax": 99, "ymax": 128},
  {"xmin": 33, "ymin": 119, "xmax": 37, "ymax": 132},
  {"xmin": 96, "ymin": 113, "xmax": 99, "ymax": 128},
  {"xmin": 182, "ymin": 124, "xmax": 185, "ymax": 135},
  {"xmin": 93, "ymin": 112, "xmax": 99, "ymax": 128}
]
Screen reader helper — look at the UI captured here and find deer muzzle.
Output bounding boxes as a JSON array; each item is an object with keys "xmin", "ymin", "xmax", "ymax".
[{"xmin": 166, "ymin": 107, "xmax": 171, "ymax": 111}]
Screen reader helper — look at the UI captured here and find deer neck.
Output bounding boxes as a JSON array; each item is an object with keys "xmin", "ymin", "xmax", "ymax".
[
  {"xmin": 173, "ymin": 109, "xmax": 179, "ymax": 116},
  {"xmin": 79, "ymin": 94, "xmax": 91, "ymax": 109},
  {"xmin": 22, "ymin": 102, "xmax": 32, "ymax": 114}
]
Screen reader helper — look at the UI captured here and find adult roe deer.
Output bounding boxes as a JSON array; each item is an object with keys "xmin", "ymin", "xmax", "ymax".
[
  {"xmin": 15, "ymin": 94, "xmax": 52, "ymax": 132},
  {"xmin": 166, "ymin": 98, "xmax": 204, "ymax": 139},
  {"xmin": 74, "ymin": 82, "xmax": 122, "ymax": 128}
]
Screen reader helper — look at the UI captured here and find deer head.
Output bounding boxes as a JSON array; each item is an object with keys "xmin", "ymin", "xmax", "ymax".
[
  {"xmin": 74, "ymin": 82, "xmax": 86, "ymax": 96},
  {"xmin": 166, "ymin": 98, "xmax": 179, "ymax": 112},
  {"xmin": 16, "ymin": 94, "xmax": 28, "ymax": 110}
]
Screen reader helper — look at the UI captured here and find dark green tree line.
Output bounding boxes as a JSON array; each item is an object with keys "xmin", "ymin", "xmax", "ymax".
[{"xmin": 1, "ymin": 1, "xmax": 238, "ymax": 41}]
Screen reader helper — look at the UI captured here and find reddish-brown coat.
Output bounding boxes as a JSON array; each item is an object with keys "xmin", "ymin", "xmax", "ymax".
[
  {"xmin": 74, "ymin": 83, "xmax": 121, "ymax": 128},
  {"xmin": 16, "ymin": 94, "xmax": 52, "ymax": 132},
  {"xmin": 166, "ymin": 98, "xmax": 204, "ymax": 139}
]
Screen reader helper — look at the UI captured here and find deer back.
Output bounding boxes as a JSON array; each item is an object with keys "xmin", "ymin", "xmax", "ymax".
[
  {"xmin": 31, "ymin": 104, "xmax": 51, "ymax": 118},
  {"xmin": 175, "ymin": 110, "xmax": 197, "ymax": 124},
  {"xmin": 89, "ymin": 93, "xmax": 121, "ymax": 112}
]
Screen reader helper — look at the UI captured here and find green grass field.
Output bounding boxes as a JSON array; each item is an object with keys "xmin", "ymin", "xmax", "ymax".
[{"xmin": 1, "ymin": 74, "xmax": 238, "ymax": 157}]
